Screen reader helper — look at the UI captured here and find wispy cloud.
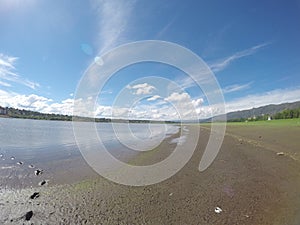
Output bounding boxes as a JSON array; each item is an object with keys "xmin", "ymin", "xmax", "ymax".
[
  {"xmin": 156, "ymin": 15, "xmax": 177, "ymax": 38},
  {"xmin": 209, "ymin": 42, "xmax": 270, "ymax": 73},
  {"xmin": 223, "ymin": 82, "xmax": 252, "ymax": 94},
  {"xmin": 92, "ymin": 0, "xmax": 136, "ymax": 54},
  {"xmin": 0, "ymin": 80, "xmax": 11, "ymax": 87},
  {"xmin": 0, "ymin": 53, "xmax": 40, "ymax": 89}
]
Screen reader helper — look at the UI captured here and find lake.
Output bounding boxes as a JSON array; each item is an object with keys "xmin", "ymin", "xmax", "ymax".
[{"xmin": 0, "ymin": 118, "xmax": 179, "ymax": 188}]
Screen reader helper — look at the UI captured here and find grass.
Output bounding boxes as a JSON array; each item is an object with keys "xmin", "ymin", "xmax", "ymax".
[
  {"xmin": 226, "ymin": 118, "xmax": 300, "ymax": 127},
  {"xmin": 199, "ymin": 118, "xmax": 300, "ymax": 127}
]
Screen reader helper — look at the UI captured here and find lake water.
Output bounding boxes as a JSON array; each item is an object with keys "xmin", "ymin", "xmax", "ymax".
[{"xmin": 0, "ymin": 118, "xmax": 180, "ymax": 188}]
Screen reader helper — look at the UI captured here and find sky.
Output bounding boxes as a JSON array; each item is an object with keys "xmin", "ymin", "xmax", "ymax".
[{"xmin": 1, "ymin": 0, "xmax": 300, "ymax": 120}]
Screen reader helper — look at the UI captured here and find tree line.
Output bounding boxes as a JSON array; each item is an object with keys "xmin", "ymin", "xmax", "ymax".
[{"xmin": 273, "ymin": 108, "xmax": 300, "ymax": 119}]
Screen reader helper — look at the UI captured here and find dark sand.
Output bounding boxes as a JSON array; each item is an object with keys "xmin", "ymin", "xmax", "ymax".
[{"xmin": 1, "ymin": 124, "xmax": 300, "ymax": 224}]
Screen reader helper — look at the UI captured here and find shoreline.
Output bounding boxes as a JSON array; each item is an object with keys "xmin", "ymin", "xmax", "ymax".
[{"xmin": 1, "ymin": 125, "xmax": 300, "ymax": 224}]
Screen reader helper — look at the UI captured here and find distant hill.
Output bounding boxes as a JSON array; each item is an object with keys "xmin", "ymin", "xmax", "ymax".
[
  {"xmin": 211, "ymin": 101, "xmax": 300, "ymax": 121},
  {"xmin": 227, "ymin": 101, "xmax": 300, "ymax": 120}
]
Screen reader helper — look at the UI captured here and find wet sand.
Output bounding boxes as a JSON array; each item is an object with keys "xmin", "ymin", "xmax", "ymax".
[{"xmin": 1, "ymin": 124, "xmax": 300, "ymax": 224}]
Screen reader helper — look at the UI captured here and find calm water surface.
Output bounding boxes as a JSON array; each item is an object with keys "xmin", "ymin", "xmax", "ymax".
[{"xmin": 0, "ymin": 118, "xmax": 179, "ymax": 187}]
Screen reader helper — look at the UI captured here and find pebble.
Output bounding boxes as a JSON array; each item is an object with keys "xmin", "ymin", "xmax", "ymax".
[
  {"xmin": 39, "ymin": 180, "xmax": 48, "ymax": 186},
  {"xmin": 10, "ymin": 156, "xmax": 15, "ymax": 160},
  {"xmin": 17, "ymin": 161, "xmax": 23, "ymax": 165},
  {"xmin": 30, "ymin": 192, "xmax": 40, "ymax": 199},
  {"xmin": 34, "ymin": 169, "xmax": 43, "ymax": 176},
  {"xmin": 277, "ymin": 152, "xmax": 285, "ymax": 156},
  {"xmin": 24, "ymin": 211, "xmax": 33, "ymax": 221}
]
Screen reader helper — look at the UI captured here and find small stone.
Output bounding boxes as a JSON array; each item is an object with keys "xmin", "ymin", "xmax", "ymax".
[
  {"xmin": 17, "ymin": 161, "xmax": 23, "ymax": 165},
  {"xmin": 0, "ymin": 153, "xmax": 3, "ymax": 158},
  {"xmin": 30, "ymin": 192, "xmax": 40, "ymax": 199},
  {"xmin": 28, "ymin": 164, "xmax": 35, "ymax": 168},
  {"xmin": 10, "ymin": 156, "xmax": 15, "ymax": 160},
  {"xmin": 39, "ymin": 180, "xmax": 48, "ymax": 186},
  {"xmin": 214, "ymin": 206, "xmax": 222, "ymax": 214},
  {"xmin": 34, "ymin": 169, "xmax": 43, "ymax": 176},
  {"xmin": 277, "ymin": 152, "xmax": 284, "ymax": 156},
  {"xmin": 24, "ymin": 211, "xmax": 33, "ymax": 221},
  {"xmin": 169, "ymin": 193, "xmax": 173, "ymax": 196}
]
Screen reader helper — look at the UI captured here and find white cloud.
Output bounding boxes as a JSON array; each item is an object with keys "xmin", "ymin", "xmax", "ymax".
[
  {"xmin": 0, "ymin": 89, "xmax": 73, "ymax": 115},
  {"xmin": 44, "ymin": 98, "xmax": 74, "ymax": 115},
  {"xmin": 0, "ymin": 53, "xmax": 40, "ymax": 89},
  {"xmin": 1, "ymin": 87, "xmax": 299, "ymax": 121},
  {"xmin": 223, "ymin": 82, "xmax": 252, "ymax": 94},
  {"xmin": 165, "ymin": 92, "xmax": 190, "ymax": 102},
  {"xmin": 209, "ymin": 42, "xmax": 270, "ymax": 73},
  {"xmin": 0, "ymin": 91, "xmax": 51, "ymax": 112},
  {"xmin": 127, "ymin": 83, "xmax": 156, "ymax": 95},
  {"xmin": 92, "ymin": 0, "xmax": 136, "ymax": 54},
  {"xmin": 192, "ymin": 98, "xmax": 204, "ymax": 108},
  {"xmin": 164, "ymin": 92, "xmax": 204, "ymax": 120},
  {"xmin": 147, "ymin": 95, "xmax": 161, "ymax": 101}
]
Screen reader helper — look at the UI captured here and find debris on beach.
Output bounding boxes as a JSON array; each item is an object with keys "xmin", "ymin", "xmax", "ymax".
[
  {"xmin": 10, "ymin": 156, "xmax": 15, "ymax": 160},
  {"xmin": 24, "ymin": 211, "xmax": 33, "ymax": 221},
  {"xmin": 30, "ymin": 192, "xmax": 40, "ymax": 199},
  {"xmin": 28, "ymin": 164, "xmax": 35, "ymax": 168},
  {"xmin": 0, "ymin": 153, "xmax": 3, "ymax": 158},
  {"xmin": 39, "ymin": 180, "xmax": 48, "ymax": 186},
  {"xmin": 277, "ymin": 152, "xmax": 285, "ymax": 156},
  {"xmin": 169, "ymin": 193, "xmax": 173, "ymax": 196},
  {"xmin": 17, "ymin": 161, "xmax": 23, "ymax": 165},
  {"xmin": 214, "ymin": 206, "xmax": 223, "ymax": 214},
  {"xmin": 34, "ymin": 169, "xmax": 43, "ymax": 176}
]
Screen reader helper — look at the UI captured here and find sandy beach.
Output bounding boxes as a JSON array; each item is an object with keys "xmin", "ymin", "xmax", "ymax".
[{"xmin": 1, "ymin": 124, "xmax": 300, "ymax": 224}]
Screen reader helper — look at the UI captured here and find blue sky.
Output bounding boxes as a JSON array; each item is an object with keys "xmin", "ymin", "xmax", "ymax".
[{"xmin": 1, "ymin": 0, "xmax": 300, "ymax": 119}]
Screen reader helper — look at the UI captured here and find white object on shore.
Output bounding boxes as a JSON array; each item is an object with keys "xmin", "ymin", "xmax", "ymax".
[
  {"xmin": 214, "ymin": 206, "xmax": 223, "ymax": 214},
  {"xmin": 277, "ymin": 152, "xmax": 285, "ymax": 156},
  {"xmin": 169, "ymin": 193, "xmax": 173, "ymax": 196}
]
